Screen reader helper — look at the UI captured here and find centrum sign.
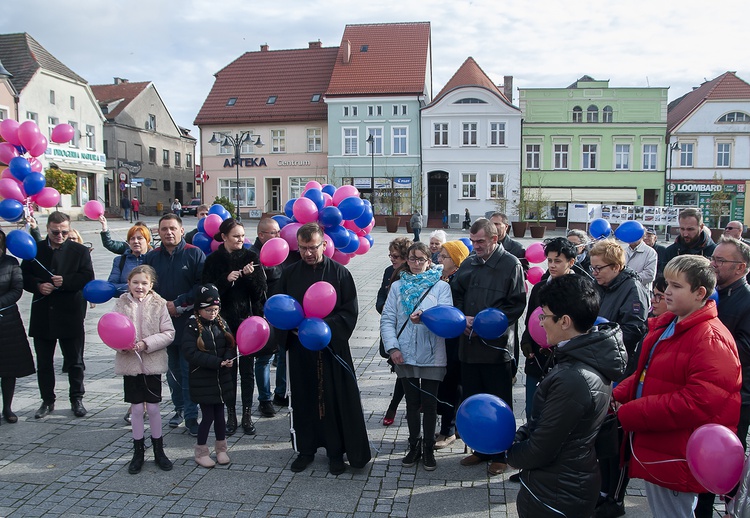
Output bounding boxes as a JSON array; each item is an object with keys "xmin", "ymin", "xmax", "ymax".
[{"xmin": 44, "ymin": 145, "xmax": 106, "ymax": 166}]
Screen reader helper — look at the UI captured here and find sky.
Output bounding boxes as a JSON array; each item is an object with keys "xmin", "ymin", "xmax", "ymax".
[{"xmin": 2, "ymin": 0, "xmax": 748, "ymax": 154}]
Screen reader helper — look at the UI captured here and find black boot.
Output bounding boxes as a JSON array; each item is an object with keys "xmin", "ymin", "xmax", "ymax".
[
  {"xmin": 242, "ymin": 406, "xmax": 256, "ymax": 435},
  {"xmin": 402, "ymin": 437, "xmax": 422, "ymax": 467},
  {"xmin": 128, "ymin": 438, "xmax": 145, "ymax": 474},
  {"xmin": 226, "ymin": 406, "xmax": 237, "ymax": 436},
  {"xmin": 151, "ymin": 436, "xmax": 173, "ymax": 471},
  {"xmin": 422, "ymin": 440, "xmax": 436, "ymax": 471}
]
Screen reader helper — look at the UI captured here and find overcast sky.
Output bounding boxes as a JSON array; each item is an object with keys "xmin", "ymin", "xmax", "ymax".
[{"xmin": 3, "ymin": 0, "xmax": 748, "ymax": 151}]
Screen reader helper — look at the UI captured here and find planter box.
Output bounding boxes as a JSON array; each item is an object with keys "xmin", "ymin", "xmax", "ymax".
[
  {"xmin": 530, "ymin": 225, "xmax": 546, "ymax": 238},
  {"xmin": 385, "ymin": 216, "xmax": 401, "ymax": 233},
  {"xmin": 511, "ymin": 221, "xmax": 527, "ymax": 238}
]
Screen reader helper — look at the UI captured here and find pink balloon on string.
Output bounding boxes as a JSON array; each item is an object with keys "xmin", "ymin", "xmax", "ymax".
[
  {"xmin": 687, "ymin": 424, "xmax": 745, "ymax": 495},
  {"xmin": 203, "ymin": 214, "xmax": 222, "ymax": 238},
  {"xmin": 303, "ymin": 281, "xmax": 337, "ymax": 318},
  {"xmin": 355, "ymin": 236, "xmax": 371, "ymax": 255},
  {"xmin": 322, "ymin": 192, "xmax": 333, "ymax": 207},
  {"xmin": 236, "ymin": 316, "xmax": 271, "ymax": 356},
  {"xmin": 525, "ymin": 242, "xmax": 546, "ymax": 264},
  {"xmin": 27, "ymin": 134, "xmax": 48, "ymax": 157},
  {"xmin": 0, "ymin": 119, "xmax": 21, "ymax": 146},
  {"xmin": 51, "ymin": 123, "xmax": 75, "ymax": 144},
  {"xmin": 304, "ymin": 180, "xmax": 322, "ymax": 191},
  {"xmin": 210, "ymin": 239, "xmax": 221, "ymax": 253},
  {"xmin": 332, "ymin": 185, "xmax": 359, "ymax": 206},
  {"xmin": 0, "ymin": 178, "xmax": 26, "ymax": 202},
  {"xmin": 83, "ymin": 200, "xmax": 104, "ymax": 219},
  {"xmin": 529, "ymin": 306, "xmax": 550, "ymax": 348},
  {"xmin": 527, "ymin": 266, "xmax": 544, "ymax": 285},
  {"xmin": 17, "ymin": 120, "xmax": 42, "ymax": 151},
  {"xmin": 98, "ymin": 313, "xmax": 136, "ymax": 350},
  {"xmin": 280, "ymin": 222, "xmax": 302, "ymax": 251},
  {"xmin": 32, "ymin": 187, "xmax": 61, "ymax": 208},
  {"xmin": 332, "ymin": 249, "xmax": 351, "ymax": 265},
  {"xmin": 259, "ymin": 237, "xmax": 289, "ymax": 267},
  {"xmin": 0, "ymin": 142, "xmax": 19, "ymax": 165},
  {"xmin": 293, "ymin": 197, "xmax": 318, "ymax": 224},
  {"xmin": 323, "ymin": 234, "xmax": 335, "ymax": 258},
  {"xmin": 28, "ymin": 157, "xmax": 43, "ymax": 173}
]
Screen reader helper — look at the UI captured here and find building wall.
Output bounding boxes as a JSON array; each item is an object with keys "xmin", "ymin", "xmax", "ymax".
[{"xmin": 0, "ymin": 78, "xmax": 14, "ymax": 121}]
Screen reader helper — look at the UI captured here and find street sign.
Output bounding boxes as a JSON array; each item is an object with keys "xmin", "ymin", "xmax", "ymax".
[
  {"xmin": 119, "ymin": 181, "xmax": 126, "ymax": 191},
  {"xmin": 119, "ymin": 172, "xmax": 127, "ymax": 181}
]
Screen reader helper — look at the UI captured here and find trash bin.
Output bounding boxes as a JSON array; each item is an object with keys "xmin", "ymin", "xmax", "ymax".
[{"xmin": 156, "ymin": 201, "xmax": 163, "ymax": 214}]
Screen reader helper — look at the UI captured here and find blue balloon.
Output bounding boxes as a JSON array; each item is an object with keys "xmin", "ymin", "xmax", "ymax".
[
  {"xmin": 459, "ymin": 237, "xmax": 473, "ymax": 253},
  {"xmin": 340, "ymin": 229, "xmax": 360, "ymax": 254},
  {"xmin": 284, "ymin": 198, "xmax": 297, "ymax": 218},
  {"xmin": 319, "ymin": 206, "xmax": 343, "ymax": 228},
  {"xmin": 421, "ymin": 305, "xmax": 467, "ymax": 338},
  {"xmin": 589, "ymin": 218, "xmax": 612, "ymax": 239},
  {"xmin": 5, "ymin": 230, "xmax": 37, "ymax": 260},
  {"xmin": 363, "ymin": 234, "xmax": 374, "ymax": 247},
  {"xmin": 363, "ymin": 199, "xmax": 372, "ymax": 207},
  {"xmin": 264, "ymin": 294, "xmax": 305, "ymax": 330},
  {"xmin": 327, "ymin": 225, "xmax": 350, "ymax": 249},
  {"xmin": 338, "ymin": 196, "xmax": 366, "ymax": 221},
  {"xmin": 304, "ymin": 188, "xmax": 325, "ymax": 211},
  {"xmin": 272, "ymin": 214, "xmax": 293, "ymax": 229},
  {"xmin": 9, "ymin": 156, "xmax": 31, "ymax": 181},
  {"xmin": 353, "ymin": 207, "xmax": 373, "ymax": 229},
  {"xmin": 456, "ymin": 394, "xmax": 516, "ymax": 454},
  {"xmin": 15, "ymin": 145, "xmax": 27, "ymax": 155},
  {"xmin": 321, "ymin": 184, "xmax": 336, "ymax": 197},
  {"xmin": 472, "ymin": 308, "xmax": 509, "ymax": 339},
  {"xmin": 709, "ymin": 288, "xmax": 719, "ymax": 304},
  {"xmin": 614, "ymin": 220, "xmax": 645, "ymax": 244},
  {"xmin": 197, "ymin": 217, "xmax": 206, "ymax": 234},
  {"xmin": 83, "ymin": 280, "xmax": 117, "ymax": 304},
  {"xmin": 192, "ymin": 232, "xmax": 213, "ymax": 255},
  {"xmin": 0, "ymin": 199, "xmax": 24, "ymax": 222},
  {"xmin": 208, "ymin": 204, "xmax": 229, "ymax": 220},
  {"xmin": 23, "ymin": 172, "xmax": 46, "ymax": 196},
  {"xmin": 594, "ymin": 316, "xmax": 610, "ymax": 326},
  {"xmin": 298, "ymin": 317, "xmax": 332, "ymax": 351}
]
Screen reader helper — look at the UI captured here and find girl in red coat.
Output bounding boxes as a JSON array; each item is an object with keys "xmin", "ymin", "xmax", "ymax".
[{"xmin": 613, "ymin": 255, "xmax": 741, "ymax": 517}]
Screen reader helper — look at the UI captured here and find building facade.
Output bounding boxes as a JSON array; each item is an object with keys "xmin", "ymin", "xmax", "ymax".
[{"xmin": 0, "ymin": 58, "xmax": 16, "ymax": 123}]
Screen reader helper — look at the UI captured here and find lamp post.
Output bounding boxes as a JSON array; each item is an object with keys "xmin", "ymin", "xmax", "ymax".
[
  {"xmin": 665, "ymin": 140, "xmax": 679, "ymax": 241},
  {"xmin": 366, "ymin": 134, "xmax": 375, "ymax": 205},
  {"xmin": 208, "ymin": 131, "xmax": 264, "ymax": 222}
]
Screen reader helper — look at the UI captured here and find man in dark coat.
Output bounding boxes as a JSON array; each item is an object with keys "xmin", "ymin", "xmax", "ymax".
[
  {"xmin": 664, "ymin": 207, "xmax": 716, "ymax": 262},
  {"xmin": 274, "ymin": 223, "xmax": 370, "ymax": 476},
  {"xmin": 120, "ymin": 196, "xmax": 131, "ymax": 220},
  {"xmin": 508, "ymin": 275, "xmax": 627, "ymax": 518},
  {"xmin": 21, "ymin": 211, "xmax": 95, "ymax": 418}
]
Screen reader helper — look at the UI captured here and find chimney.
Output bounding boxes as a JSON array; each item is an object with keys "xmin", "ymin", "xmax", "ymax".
[
  {"xmin": 113, "ymin": 77, "xmax": 128, "ymax": 85},
  {"xmin": 260, "ymin": 44, "xmax": 269, "ymax": 52},
  {"xmin": 343, "ymin": 40, "xmax": 351, "ymax": 64},
  {"xmin": 309, "ymin": 40, "xmax": 322, "ymax": 49},
  {"xmin": 503, "ymin": 75, "xmax": 513, "ymax": 103}
]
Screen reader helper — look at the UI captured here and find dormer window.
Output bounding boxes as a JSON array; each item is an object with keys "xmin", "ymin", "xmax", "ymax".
[
  {"xmin": 718, "ymin": 111, "xmax": 750, "ymax": 123},
  {"xmin": 360, "ymin": 45, "xmax": 368, "ymax": 52},
  {"xmin": 267, "ymin": 96, "xmax": 277, "ymax": 105},
  {"xmin": 226, "ymin": 97, "xmax": 237, "ymax": 106},
  {"xmin": 454, "ymin": 98, "xmax": 487, "ymax": 104},
  {"xmin": 311, "ymin": 94, "xmax": 321, "ymax": 102}
]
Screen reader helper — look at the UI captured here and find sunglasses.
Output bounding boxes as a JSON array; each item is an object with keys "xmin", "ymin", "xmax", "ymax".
[{"xmin": 50, "ymin": 230, "xmax": 70, "ymax": 236}]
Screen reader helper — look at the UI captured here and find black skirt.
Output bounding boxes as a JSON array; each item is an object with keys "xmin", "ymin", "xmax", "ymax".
[{"xmin": 123, "ymin": 374, "xmax": 162, "ymax": 404}]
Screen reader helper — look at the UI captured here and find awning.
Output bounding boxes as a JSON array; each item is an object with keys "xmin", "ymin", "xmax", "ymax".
[
  {"xmin": 571, "ymin": 188, "xmax": 637, "ymax": 203},
  {"xmin": 524, "ymin": 188, "xmax": 572, "ymax": 202}
]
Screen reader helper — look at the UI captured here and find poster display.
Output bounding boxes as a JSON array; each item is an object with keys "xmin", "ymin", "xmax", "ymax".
[{"xmin": 568, "ymin": 203, "xmax": 680, "ymax": 227}]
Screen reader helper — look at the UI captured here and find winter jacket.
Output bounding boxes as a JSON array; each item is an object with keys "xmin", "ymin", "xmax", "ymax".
[
  {"xmin": 376, "ymin": 265, "xmax": 395, "ymax": 314},
  {"xmin": 717, "ymin": 277, "xmax": 750, "ymax": 406},
  {"xmin": 100, "ymin": 230, "xmax": 129, "ymax": 255},
  {"xmin": 410, "ymin": 213, "xmax": 422, "ymax": 229},
  {"xmin": 499, "ymin": 235, "xmax": 526, "ymax": 261},
  {"xmin": 508, "ymin": 322, "xmax": 627, "ymax": 518},
  {"xmin": 380, "ymin": 275, "xmax": 452, "ymax": 367},
  {"xmin": 144, "ymin": 239, "xmax": 205, "ymax": 310},
  {"xmin": 182, "ymin": 315, "xmax": 236, "ymax": 405},
  {"xmin": 451, "ymin": 244, "xmax": 527, "ymax": 364},
  {"xmin": 107, "ymin": 249, "xmax": 147, "ymax": 295},
  {"xmin": 0, "ymin": 254, "xmax": 35, "ymax": 378},
  {"xmin": 624, "ymin": 241, "xmax": 658, "ymax": 288},
  {"xmin": 112, "ymin": 292, "xmax": 175, "ymax": 376},
  {"xmin": 664, "ymin": 229, "xmax": 716, "ymax": 263},
  {"xmin": 613, "ymin": 300, "xmax": 741, "ymax": 493}
]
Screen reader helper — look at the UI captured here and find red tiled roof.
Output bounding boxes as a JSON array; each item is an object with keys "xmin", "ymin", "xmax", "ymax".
[
  {"xmin": 90, "ymin": 81, "xmax": 151, "ymax": 120},
  {"xmin": 668, "ymin": 72, "xmax": 750, "ymax": 132},
  {"xmin": 325, "ymin": 22, "xmax": 430, "ymax": 97},
  {"xmin": 429, "ymin": 57, "xmax": 513, "ymax": 107},
  {"xmin": 194, "ymin": 44, "xmax": 338, "ymax": 126}
]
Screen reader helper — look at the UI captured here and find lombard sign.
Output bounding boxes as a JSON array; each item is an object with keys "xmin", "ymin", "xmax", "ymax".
[
  {"xmin": 223, "ymin": 157, "xmax": 267, "ymax": 168},
  {"xmin": 45, "ymin": 144, "xmax": 106, "ymax": 167},
  {"xmin": 674, "ymin": 183, "xmax": 723, "ymax": 193}
]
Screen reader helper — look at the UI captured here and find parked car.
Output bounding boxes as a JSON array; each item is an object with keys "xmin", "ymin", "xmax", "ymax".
[{"xmin": 182, "ymin": 198, "xmax": 203, "ymax": 217}]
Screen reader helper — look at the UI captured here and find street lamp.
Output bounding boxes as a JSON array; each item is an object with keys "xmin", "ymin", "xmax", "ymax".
[
  {"xmin": 366, "ymin": 133, "xmax": 375, "ymax": 205},
  {"xmin": 208, "ymin": 131, "xmax": 264, "ymax": 222},
  {"xmin": 665, "ymin": 140, "xmax": 680, "ymax": 241}
]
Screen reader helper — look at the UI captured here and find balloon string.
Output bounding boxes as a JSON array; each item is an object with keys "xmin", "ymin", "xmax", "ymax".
[
  {"xmin": 406, "ymin": 379, "xmax": 453, "ymax": 408},
  {"xmin": 34, "ymin": 258, "xmax": 54, "ymax": 277},
  {"xmin": 627, "ymin": 431, "xmax": 692, "ymax": 490},
  {"xmin": 133, "ymin": 348, "xmax": 162, "ymax": 400}
]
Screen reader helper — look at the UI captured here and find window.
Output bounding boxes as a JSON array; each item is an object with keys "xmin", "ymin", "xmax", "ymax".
[
  {"xmin": 454, "ymin": 98, "xmax": 487, "ymax": 104},
  {"xmin": 572, "ymin": 106, "xmax": 583, "ymax": 123},
  {"xmin": 103, "ymin": 140, "xmax": 109, "ymax": 157},
  {"xmin": 489, "ymin": 122, "xmax": 506, "ymax": 146},
  {"xmin": 70, "ymin": 96, "xmax": 75, "ymax": 110},
  {"xmin": 434, "ymin": 123, "xmax": 448, "ymax": 146},
  {"xmin": 68, "ymin": 121, "xmax": 79, "ymax": 147},
  {"xmin": 587, "ymin": 105, "xmax": 599, "ymax": 123},
  {"xmin": 117, "ymin": 141, "xmax": 127, "ymax": 159},
  {"xmin": 186, "ymin": 153, "xmax": 193, "ymax": 169},
  {"xmin": 615, "ymin": 144, "xmax": 630, "ymax": 170},
  {"xmin": 220, "ymin": 178, "xmax": 256, "ymax": 207},
  {"xmin": 488, "ymin": 173, "xmax": 505, "ymax": 199},
  {"xmin": 149, "ymin": 178, "xmax": 157, "ymax": 190},
  {"xmin": 134, "ymin": 144, "xmax": 143, "ymax": 162},
  {"xmin": 462, "ymin": 123, "xmax": 478, "ymax": 146},
  {"xmin": 271, "ymin": 129, "xmax": 286, "ymax": 153},
  {"xmin": 603, "ymin": 106, "xmax": 613, "ymax": 123},
  {"xmin": 392, "ymin": 127, "xmax": 407, "ymax": 154},
  {"xmin": 186, "ymin": 183, "xmax": 193, "ymax": 194},
  {"xmin": 343, "ymin": 128, "xmax": 358, "ymax": 155},
  {"xmin": 85, "ymin": 125, "xmax": 95, "ymax": 150},
  {"xmin": 718, "ymin": 112, "xmax": 750, "ymax": 123},
  {"xmin": 642, "ymin": 144, "xmax": 658, "ymax": 170},
  {"xmin": 392, "ymin": 105, "xmax": 399, "ymax": 116},
  {"xmin": 680, "ymin": 143, "xmax": 694, "ymax": 167},
  {"xmin": 461, "ymin": 173, "xmax": 477, "ymax": 198},
  {"xmin": 0, "ymin": 108, "xmax": 6, "ymax": 120},
  {"xmin": 48, "ymin": 116, "xmax": 59, "ymax": 138},
  {"xmin": 226, "ymin": 97, "xmax": 237, "ymax": 106},
  {"xmin": 401, "ymin": 105, "xmax": 407, "ymax": 115},
  {"xmin": 267, "ymin": 96, "xmax": 277, "ymax": 105},
  {"xmin": 717, "ymin": 143, "xmax": 731, "ymax": 167},
  {"xmin": 148, "ymin": 147, "xmax": 156, "ymax": 163},
  {"xmin": 163, "ymin": 149, "xmax": 170, "ymax": 166},
  {"xmin": 582, "ymin": 144, "xmax": 597, "ymax": 169},
  {"xmin": 163, "ymin": 180, "xmax": 171, "ymax": 191},
  {"xmin": 526, "ymin": 144, "xmax": 540, "ymax": 170},
  {"xmin": 343, "ymin": 106, "xmax": 349, "ymax": 117},
  {"xmin": 307, "ymin": 128, "xmax": 322, "ymax": 152},
  {"xmin": 290, "ymin": 177, "xmax": 318, "ymax": 199},
  {"xmin": 175, "ymin": 152, "xmax": 181, "ymax": 168},
  {"xmin": 554, "ymin": 144, "xmax": 569, "ymax": 170},
  {"xmin": 240, "ymin": 132, "xmax": 256, "ymax": 154},
  {"xmin": 26, "ymin": 111, "xmax": 38, "ymax": 122},
  {"xmin": 311, "ymin": 94, "xmax": 321, "ymax": 103},
  {"xmin": 146, "ymin": 114, "xmax": 156, "ymax": 131},
  {"xmin": 367, "ymin": 128, "xmax": 383, "ymax": 154},
  {"xmin": 352, "ymin": 106, "xmax": 358, "ymax": 117},
  {"xmin": 49, "ymin": 90, "xmax": 55, "ymax": 105}
]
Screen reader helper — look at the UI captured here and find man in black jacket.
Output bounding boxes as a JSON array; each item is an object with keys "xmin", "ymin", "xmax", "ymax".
[
  {"xmin": 664, "ymin": 208, "xmax": 716, "ymax": 262},
  {"xmin": 21, "ymin": 211, "xmax": 95, "ymax": 419}
]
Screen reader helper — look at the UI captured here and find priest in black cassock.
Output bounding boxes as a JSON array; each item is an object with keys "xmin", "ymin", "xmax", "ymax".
[{"xmin": 274, "ymin": 223, "xmax": 371, "ymax": 475}]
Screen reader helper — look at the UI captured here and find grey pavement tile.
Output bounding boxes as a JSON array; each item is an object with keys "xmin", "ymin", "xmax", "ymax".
[
  {"xmin": 0, "ymin": 452, "xmax": 85, "ymax": 485},
  {"xmin": 184, "ymin": 469, "xmax": 278, "ymax": 504},
  {"xmin": 281, "ymin": 476, "xmax": 366, "ymax": 513}
]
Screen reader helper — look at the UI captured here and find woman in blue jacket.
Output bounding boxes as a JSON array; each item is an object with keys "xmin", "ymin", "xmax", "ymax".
[{"xmin": 107, "ymin": 225, "xmax": 152, "ymax": 295}]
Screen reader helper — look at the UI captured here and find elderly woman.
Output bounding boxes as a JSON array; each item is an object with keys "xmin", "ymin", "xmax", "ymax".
[
  {"xmin": 381, "ymin": 242, "xmax": 453, "ymax": 471},
  {"xmin": 567, "ymin": 229, "xmax": 591, "ymax": 274},
  {"xmin": 428, "ymin": 230, "xmax": 447, "ymax": 264},
  {"xmin": 0, "ymin": 230, "xmax": 36, "ymax": 423},
  {"xmin": 107, "ymin": 225, "xmax": 153, "ymax": 295}
]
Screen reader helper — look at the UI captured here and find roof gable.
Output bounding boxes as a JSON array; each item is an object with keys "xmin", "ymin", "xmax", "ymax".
[
  {"xmin": 90, "ymin": 81, "xmax": 151, "ymax": 120},
  {"xmin": 325, "ymin": 22, "xmax": 430, "ymax": 97},
  {"xmin": 668, "ymin": 72, "xmax": 750, "ymax": 132},
  {"xmin": 429, "ymin": 57, "xmax": 514, "ymax": 108},
  {"xmin": 0, "ymin": 33, "xmax": 86, "ymax": 93}
]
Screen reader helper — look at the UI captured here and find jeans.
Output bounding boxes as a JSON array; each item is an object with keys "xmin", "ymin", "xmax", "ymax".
[
  {"xmin": 123, "ymin": 208, "xmax": 130, "ymax": 220},
  {"xmin": 230, "ymin": 353, "xmax": 274, "ymax": 408},
  {"xmin": 413, "ymin": 228, "xmax": 421, "ymax": 242},
  {"xmin": 274, "ymin": 344, "xmax": 287, "ymax": 398},
  {"xmin": 525, "ymin": 373, "xmax": 540, "ymax": 418},
  {"xmin": 166, "ymin": 341, "xmax": 198, "ymax": 420},
  {"xmin": 254, "ymin": 353, "xmax": 273, "ymax": 401}
]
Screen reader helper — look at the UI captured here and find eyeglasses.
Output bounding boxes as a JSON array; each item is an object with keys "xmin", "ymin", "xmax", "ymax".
[
  {"xmin": 538, "ymin": 313, "xmax": 559, "ymax": 322},
  {"xmin": 589, "ymin": 263, "xmax": 615, "ymax": 274},
  {"xmin": 298, "ymin": 242, "xmax": 323, "ymax": 253},
  {"xmin": 407, "ymin": 256, "xmax": 428, "ymax": 264},
  {"xmin": 50, "ymin": 230, "xmax": 70, "ymax": 236},
  {"xmin": 651, "ymin": 291, "xmax": 665, "ymax": 302},
  {"xmin": 388, "ymin": 253, "xmax": 402, "ymax": 260},
  {"xmin": 710, "ymin": 257, "xmax": 745, "ymax": 266}
]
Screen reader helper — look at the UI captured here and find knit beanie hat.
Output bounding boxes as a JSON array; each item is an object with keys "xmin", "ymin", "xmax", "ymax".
[
  {"xmin": 442, "ymin": 240, "xmax": 470, "ymax": 267},
  {"xmin": 195, "ymin": 283, "xmax": 221, "ymax": 309}
]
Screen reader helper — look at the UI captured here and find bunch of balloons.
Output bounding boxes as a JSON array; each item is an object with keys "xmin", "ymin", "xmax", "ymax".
[
  {"xmin": 263, "ymin": 281, "xmax": 337, "ymax": 351},
  {"xmin": 273, "ymin": 181, "xmax": 374, "ymax": 266},
  {"xmin": 0, "ymin": 119, "xmax": 72, "ymax": 223},
  {"xmin": 419, "ymin": 305, "xmax": 511, "ymax": 340},
  {"xmin": 187, "ymin": 204, "xmax": 233, "ymax": 256}
]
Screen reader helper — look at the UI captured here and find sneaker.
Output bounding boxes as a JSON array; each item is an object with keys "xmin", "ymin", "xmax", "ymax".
[
  {"xmin": 290, "ymin": 454, "xmax": 314, "ymax": 473},
  {"xmin": 272, "ymin": 394, "xmax": 288, "ymax": 407},
  {"xmin": 422, "ymin": 442, "xmax": 436, "ymax": 471},
  {"xmin": 185, "ymin": 417, "xmax": 199, "ymax": 437},
  {"xmin": 259, "ymin": 401, "xmax": 276, "ymax": 418},
  {"xmin": 168, "ymin": 410, "xmax": 183, "ymax": 428},
  {"xmin": 434, "ymin": 434, "xmax": 456, "ymax": 449},
  {"xmin": 402, "ymin": 438, "xmax": 422, "ymax": 468}
]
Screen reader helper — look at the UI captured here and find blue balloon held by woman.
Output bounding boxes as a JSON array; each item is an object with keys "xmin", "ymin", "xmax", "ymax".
[
  {"xmin": 614, "ymin": 220, "xmax": 644, "ymax": 244},
  {"xmin": 298, "ymin": 317, "xmax": 332, "ymax": 351},
  {"xmin": 208, "ymin": 203, "xmax": 229, "ymax": 220},
  {"xmin": 420, "ymin": 305, "xmax": 467, "ymax": 338},
  {"xmin": 191, "ymin": 232, "xmax": 213, "ymax": 255},
  {"xmin": 83, "ymin": 280, "xmax": 117, "ymax": 304},
  {"xmin": 264, "ymin": 294, "xmax": 305, "ymax": 330},
  {"xmin": 456, "ymin": 393, "xmax": 516, "ymax": 454},
  {"xmin": 589, "ymin": 218, "xmax": 612, "ymax": 239},
  {"xmin": 472, "ymin": 308, "xmax": 509, "ymax": 339},
  {"xmin": 5, "ymin": 229, "xmax": 38, "ymax": 260}
]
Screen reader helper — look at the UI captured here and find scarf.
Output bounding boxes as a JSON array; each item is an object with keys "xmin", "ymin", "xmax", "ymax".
[{"xmin": 399, "ymin": 267, "xmax": 441, "ymax": 315}]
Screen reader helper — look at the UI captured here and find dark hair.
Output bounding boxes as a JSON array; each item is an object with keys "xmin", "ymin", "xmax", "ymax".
[
  {"xmin": 544, "ymin": 237, "xmax": 577, "ymax": 260},
  {"xmin": 297, "ymin": 222, "xmax": 324, "ymax": 242},
  {"xmin": 539, "ymin": 275, "xmax": 600, "ymax": 333},
  {"xmin": 47, "ymin": 211, "xmax": 70, "ymax": 225},
  {"xmin": 489, "ymin": 212, "xmax": 509, "ymax": 225},
  {"xmin": 216, "ymin": 218, "xmax": 243, "ymax": 242},
  {"xmin": 678, "ymin": 207, "xmax": 703, "ymax": 225},
  {"xmin": 407, "ymin": 242, "xmax": 431, "ymax": 260},
  {"xmin": 0, "ymin": 229, "xmax": 5, "ymax": 256},
  {"xmin": 653, "ymin": 276, "xmax": 667, "ymax": 293},
  {"xmin": 469, "ymin": 218, "xmax": 498, "ymax": 238},
  {"xmin": 159, "ymin": 213, "xmax": 183, "ymax": 227}
]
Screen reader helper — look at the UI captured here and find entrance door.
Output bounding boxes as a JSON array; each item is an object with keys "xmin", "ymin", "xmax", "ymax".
[
  {"xmin": 427, "ymin": 171, "xmax": 449, "ymax": 219},
  {"xmin": 175, "ymin": 182, "xmax": 184, "ymax": 204},
  {"xmin": 265, "ymin": 178, "xmax": 281, "ymax": 213},
  {"xmin": 643, "ymin": 188, "xmax": 657, "ymax": 206}
]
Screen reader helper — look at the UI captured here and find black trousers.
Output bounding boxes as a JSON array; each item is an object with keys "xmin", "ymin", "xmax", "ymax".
[
  {"xmin": 401, "ymin": 377, "xmax": 440, "ymax": 445},
  {"xmin": 34, "ymin": 337, "xmax": 85, "ymax": 403},
  {"xmin": 461, "ymin": 361, "xmax": 512, "ymax": 461}
]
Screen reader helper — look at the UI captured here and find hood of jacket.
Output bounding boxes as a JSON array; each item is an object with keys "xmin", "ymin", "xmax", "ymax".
[
  {"xmin": 600, "ymin": 267, "xmax": 640, "ymax": 292},
  {"xmin": 556, "ymin": 321, "xmax": 627, "ymax": 382}
]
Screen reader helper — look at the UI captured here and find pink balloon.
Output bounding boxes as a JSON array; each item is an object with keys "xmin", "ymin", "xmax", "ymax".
[
  {"xmin": 293, "ymin": 197, "xmax": 318, "ymax": 224},
  {"xmin": 304, "ymin": 181, "xmax": 322, "ymax": 191},
  {"xmin": 203, "ymin": 214, "xmax": 222, "ymax": 237},
  {"xmin": 331, "ymin": 249, "xmax": 351, "ymax": 265},
  {"xmin": 260, "ymin": 237, "xmax": 290, "ymax": 267},
  {"xmin": 0, "ymin": 142, "xmax": 19, "ymax": 165},
  {"xmin": 527, "ymin": 266, "xmax": 545, "ymax": 285},
  {"xmin": 83, "ymin": 200, "xmax": 104, "ymax": 219},
  {"xmin": 355, "ymin": 236, "xmax": 371, "ymax": 255},
  {"xmin": 28, "ymin": 157, "xmax": 43, "ymax": 172},
  {"xmin": 526, "ymin": 242, "xmax": 546, "ymax": 264},
  {"xmin": 0, "ymin": 119, "xmax": 21, "ymax": 146},
  {"xmin": 687, "ymin": 424, "xmax": 745, "ymax": 494},
  {"xmin": 32, "ymin": 187, "xmax": 61, "ymax": 208},
  {"xmin": 27, "ymin": 134, "xmax": 48, "ymax": 158},
  {"xmin": 50, "ymin": 123, "xmax": 75, "ymax": 144},
  {"xmin": 343, "ymin": 220, "xmax": 360, "ymax": 232},
  {"xmin": 0, "ymin": 178, "xmax": 26, "ymax": 202},
  {"xmin": 332, "ymin": 185, "xmax": 359, "ymax": 206},
  {"xmin": 322, "ymin": 192, "xmax": 333, "ymax": 207},
  {"xmin": 97, "ymin": 313, "xmax": 136, "ymax": 350},
  {"xmin": 303, "ymin": 281, "xmax": 337, "ymax": 318},
  {"xmin": 1, "ymin": 169, "xmax": 16, "ymax": 180},
  {"xmin": 17, "ymin": 120, "xmax": 42, "ymax": 151},
  {"xmin": 323, "ymin": 234, "xmax": 335, "ymax": 258},
  {"xmin": 236, "ymin": 316, "xmax": 271, "ymax": 356},
  {"xmin": 529, "ymin": 306, "xmax": 550, "ymax": 348},
  {"xmin": 210, "ymin": 239, "xmax": 221, "ymax": 252},
  {"xmin": 280, "ymin": 222, "xmax": 302, "ymax": 251}
]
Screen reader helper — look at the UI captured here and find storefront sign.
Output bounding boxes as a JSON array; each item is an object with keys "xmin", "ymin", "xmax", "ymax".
[
  {"xmin": 277, "ymin": 160, "xmax": 311, "ymax": 167},
  {"xmin": 353, "ymin": 178, "xmax": 372, "ymax": 189},
  {"xmin": 223, "ymin": 157, "xmax": 267, "ymax": 168},
  {"xmin": 118, "ymin": 160, "xmax": 142, "ymax": 175},
  {"xmin": 44, "ymin": 144, "xmax": 106, "ymax": 168}
]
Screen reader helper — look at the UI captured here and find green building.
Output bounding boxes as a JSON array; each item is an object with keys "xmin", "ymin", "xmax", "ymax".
[{"xmin": 519, "ymin": 76, "xmax": 668, "ymax": 228}]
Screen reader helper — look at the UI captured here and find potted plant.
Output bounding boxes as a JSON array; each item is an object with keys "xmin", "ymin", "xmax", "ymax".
[
  {"xmin": 524, "ymin": 180, "xmax": 550, "ymax": 239},
  {"xmin": 44, "ymin": 165, "xmax": 76, "ymax": 209},
  {"xmin": 378, "ymin": 176, "xmax": 402, "ymax": 233}
]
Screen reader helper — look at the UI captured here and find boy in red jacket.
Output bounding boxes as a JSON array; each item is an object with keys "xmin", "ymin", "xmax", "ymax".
[{"xmin": 613, "ymin": 255, "xmax": 741, "ymax": 517}]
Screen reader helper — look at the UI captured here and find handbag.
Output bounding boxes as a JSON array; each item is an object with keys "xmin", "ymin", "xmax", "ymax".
[
  {"xmin": 595, "ymin": 407, "xmax": 621, "ymax": 458},
  {"xmin": 379, "ymin": 283, "xmax": 436, "ymax": 359}
]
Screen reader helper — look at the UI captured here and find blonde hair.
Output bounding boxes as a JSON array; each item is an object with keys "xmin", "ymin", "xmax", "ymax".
[
  {"xmin": 589, "ymin": 239, "xmax": 626, "ymax": 270},
  {"xmin": 664, "ymin": 255, "xmax": 715, "ymax": 300},
  {"xmin": 127, "ymin": 264, "xmax": 157, "ymax": 284},
  {"xmin": 67, "ymin": 228, "xmax": 83, "ymax": 243}
]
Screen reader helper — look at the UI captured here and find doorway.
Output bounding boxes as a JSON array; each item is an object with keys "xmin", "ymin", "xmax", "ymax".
[
  {"xmin": 265, "ymin": 178, "xmax": 281, "ymax": 213},
  {"xmin": 427, "ymin": 171, "xmax": 449, "ymax": 219}
]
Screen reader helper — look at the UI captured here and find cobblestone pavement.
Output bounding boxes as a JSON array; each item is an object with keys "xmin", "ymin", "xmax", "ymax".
[{"xmin": 0, "ymin": 217, "xmax": 717, "ymax": 517}]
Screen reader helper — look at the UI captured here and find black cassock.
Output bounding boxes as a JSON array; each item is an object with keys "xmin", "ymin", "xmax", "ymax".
[{"xmin": 275, "ymin": 256, "xmax": 371, "ymax": 468}]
